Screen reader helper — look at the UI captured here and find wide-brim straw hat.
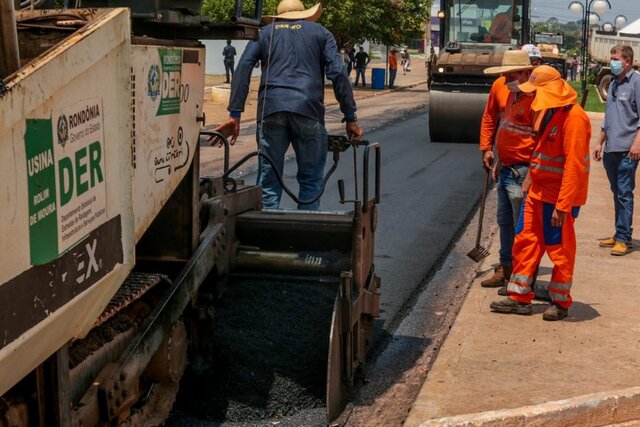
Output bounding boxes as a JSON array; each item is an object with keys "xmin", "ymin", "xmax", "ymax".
[
  {"xmin": 262, "ymin": 0, "xmax": 323, "ymax": 24},
  {"xmin": 484, "ymin": 50, "xmax": 535, "ymax": 75}
]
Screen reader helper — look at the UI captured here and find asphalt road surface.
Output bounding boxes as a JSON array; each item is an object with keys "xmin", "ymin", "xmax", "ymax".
[
  {"xmin": 278, "ymin": 111, "xmax": 484, "ymax": 336},
  {"xmin": 172, "ymin": 94, "xmax": 490, "ymax": 426}
]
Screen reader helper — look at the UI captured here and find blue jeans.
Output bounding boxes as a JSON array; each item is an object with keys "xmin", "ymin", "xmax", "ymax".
[
  {"xmin": 355, "ymin": 67, "xmax": 366, "ymax": 86},
  {"xmin": 497, "ymin": 164, "xmax": 528, "ymax": 266},
  {"xmin": 224, "ymin": 60, "xmax": 234, "ymax": 82},
  {"xmin": 389, "ymin": 68, "xmax": 397, "ymax": 88},
  {"xmin": 603, "ymin": 152, "xmax": 638, "ymax": 243},
  {"xmin": 257, "ymin": 112, "xmax": 328, "ymax": 210}
]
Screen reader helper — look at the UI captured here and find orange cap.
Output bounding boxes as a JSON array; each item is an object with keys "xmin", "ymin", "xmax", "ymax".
[{"xmin": 518, "ymin": 65, "xmax": 577, "ymax": 111}]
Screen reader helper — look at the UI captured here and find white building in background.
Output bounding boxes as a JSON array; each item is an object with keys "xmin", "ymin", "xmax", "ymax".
[{"xmin": 201, "ymin": 40, "xmax": 261, "ymax": 77}]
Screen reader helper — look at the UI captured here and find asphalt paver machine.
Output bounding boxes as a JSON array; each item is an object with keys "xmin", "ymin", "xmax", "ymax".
[
  {"xmin": 429, "ymin": 0, "xmax": 531, "ymax": 143},
  {"xmin": 0, "ymin": 0, "xmax": 380, "ymax": 424}
]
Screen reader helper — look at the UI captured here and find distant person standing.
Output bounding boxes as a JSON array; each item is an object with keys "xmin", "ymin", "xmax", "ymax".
[
  {"xmin": 570, "ymin": 55, "xmax": 579, "ymax": 81},
  {"xmin": 340, "ymin": 48, "xmax": 350, "ymax": 72},
  {"xmin": 347, "ymin": 47, "xmax": 356, "ymax": 77},
  {"xmin": 593, "ymin": 45, "xmax": 640, "ymax": 256},
  {"xmin": 388, "ymin": 47, "xmax": 398, "ymax": 89},
  {"xmin": 400, "ymin": 48, "xmax": 411, "ymax": 75},
  {"xmin": 354, "ymin": 46, "xmax": 370, "ymax": 87},
  {"xmin": 223, "ymin": 40, "xmax": 237, "ymax": 83}
]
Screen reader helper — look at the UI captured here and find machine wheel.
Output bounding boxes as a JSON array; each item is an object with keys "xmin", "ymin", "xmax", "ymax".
[
  {"xmin": 598, "ymin": 74, "xmax": 612, "ymax": 101},
  {"xmin": 326, "ymin": 295, "xmax": 346, "ymax": 423},
  {"xmin": 429, "ymin": 89, "xmax": 489, "ymax": 143}
]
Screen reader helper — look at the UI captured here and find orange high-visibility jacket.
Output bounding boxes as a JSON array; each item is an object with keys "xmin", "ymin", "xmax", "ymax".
[
  {"xmin": 389, "ymin": 53, "xmax": 397, "ymax": 70},
  {"xmin": 479, "ymin": 76, "xmax": 510, "ymax": 151},
  {"xmin": 528, "ymin": 105, "xmax": 591, "ymax": 213},
  {"xmin": 494, "ymin": 92, "xmax": 536, "ymax": 165}
]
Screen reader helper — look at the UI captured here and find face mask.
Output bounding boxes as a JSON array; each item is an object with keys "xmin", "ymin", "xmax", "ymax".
[
  {"xmin": 610, "ymin": 60, "xmax": 624, "ymax": 76},
  {"xmin": 506, "ymin": 80, "xmax": 521, "ymax": 92}
]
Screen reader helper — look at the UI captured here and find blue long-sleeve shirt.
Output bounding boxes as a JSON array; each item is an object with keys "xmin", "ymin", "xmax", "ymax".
[{"xmin": 228, "ymin": 20, "xmax": 356, "ymax": 124}]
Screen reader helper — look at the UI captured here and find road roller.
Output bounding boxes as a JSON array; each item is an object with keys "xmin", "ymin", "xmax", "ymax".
[
  {"xmin": 0, "ymin": 1, "xmax": 380, "ymax": 425},
  {"xmin": 429, "ymin": 0, "xmax": 532, "ymax": 143}
]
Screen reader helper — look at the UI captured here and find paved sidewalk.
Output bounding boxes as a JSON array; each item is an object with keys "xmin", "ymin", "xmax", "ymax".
[{"xmin": 405, "ymin": 112, "xmax": 640, "ymax": 426}]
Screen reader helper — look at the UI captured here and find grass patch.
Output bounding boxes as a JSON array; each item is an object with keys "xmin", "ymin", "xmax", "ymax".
[{"xmin": 568, "ymin": 81, "xmax": 605, "ymax": 113}]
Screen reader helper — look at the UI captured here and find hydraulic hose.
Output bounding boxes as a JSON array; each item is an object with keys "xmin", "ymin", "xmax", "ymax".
[{"xmin": 202, "ymin": 131, "xmax": 342, "ymax": 207}]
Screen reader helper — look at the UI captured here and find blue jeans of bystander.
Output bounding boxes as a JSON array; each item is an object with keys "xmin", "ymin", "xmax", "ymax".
[
  {"xmin": 497, "ymin": 164, "xmax": 528, "ymax": 266},
  {"xmin": 257, "ymin": 112, "xmax": 328, "ymax": 210},
  {"xmin": 355, "ymin": 67, "xmax": 366, "ymax": 86},
  {"xmin": 389, "ymin": 68, "xmax": 397, "ymax": 88},
  {"xmin": 603, "ymin": 152, "xmax": 639, "ymax": 244}
]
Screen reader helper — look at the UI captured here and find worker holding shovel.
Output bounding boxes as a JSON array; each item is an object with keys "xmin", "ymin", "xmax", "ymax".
[
  {"xmin": 490, "ymin": 66, "xmax": 591, "ymax": 321},
  {"xmin": 475, "ymin": 50, "xmax": 538, "ymax": 293}
]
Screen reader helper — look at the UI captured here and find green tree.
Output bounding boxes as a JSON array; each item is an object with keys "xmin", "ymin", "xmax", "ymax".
[{"xmin": 203, "ymin": 0, "xmax": 431, "ymax": 48}]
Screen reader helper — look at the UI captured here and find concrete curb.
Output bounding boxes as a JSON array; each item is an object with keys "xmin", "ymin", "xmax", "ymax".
[
  {"xmin": 325, "ymin": 80, "xmax": 429, "ymax": 108},
  {"xmin": 419, "ymin": 386, "xmax": 640, "ymax": 426}
]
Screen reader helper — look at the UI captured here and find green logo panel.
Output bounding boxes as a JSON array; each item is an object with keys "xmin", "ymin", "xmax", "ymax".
[
  {"xmin": 25, "ymin": 119, "xmax": 58, "ymax": 264},
  {"xmin": 157, "ymin": 49, "xmax": 182, "ymax": 116}
]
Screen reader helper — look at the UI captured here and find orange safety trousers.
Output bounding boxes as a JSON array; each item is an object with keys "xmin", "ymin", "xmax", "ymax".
[{"xmin": 507, "ymin": 195, "xmax": 577, "ymax": 309}]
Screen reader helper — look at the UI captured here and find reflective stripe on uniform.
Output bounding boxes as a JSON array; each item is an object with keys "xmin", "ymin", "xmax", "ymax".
[
  {"xmin": 499, "ymin": 121, "xmax": 535, "ymax": 136},
  {"xmin": 548, "ymin": 280, "xmax": 572, "ymax": 302},
  {"xmin": 503, "ymin": 120, "xmax": 535, "ymax": 133},
  {"xmin": 531, "ymin": 163, "xmax": 564, "ymax": 174},
  {"xmin": 511, "ymin": 273, "xmax": 533, "ymax": 286},
  {"xmin": 507, "ymin": 281, "xmax": 531, "ymax": 295},
  {"xmin": 548, "ymin": 291, "xmax": 570, "ymax": 302},
  {"xmin": 548, "ymin": 280, "xmax": 572, "ymax": 291},
  {"xmin": 532, "ymin": 152, "xmax": 565, "ymax": 163}
]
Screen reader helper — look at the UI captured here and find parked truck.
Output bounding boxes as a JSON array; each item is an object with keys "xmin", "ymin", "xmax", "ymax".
[
  {"xmin": 590, "ymin": 28, "xmax": 640, "ymax": 100},
  {"xmin": 0, "ymin": 1, "xmax": 380, "ymax": 425}
]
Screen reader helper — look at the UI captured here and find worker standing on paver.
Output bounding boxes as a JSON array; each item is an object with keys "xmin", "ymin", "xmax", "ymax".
[
  {"xmin": 592, "ymin": 45, "xmax": 640, "ymax": 256},
  {"xmin": 214, "ymin": 0, "xmax": 363, "ymax": 210},
  {"xmin": 478, "ymin": 50, "xmax": 536, "ymax": 289},
  {"xmin": 490, "ymin": 66, "xmax": 591, "ymax": 321}
]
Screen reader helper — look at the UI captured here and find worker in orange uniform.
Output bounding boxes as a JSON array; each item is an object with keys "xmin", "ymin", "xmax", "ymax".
[
  {"xmin": 490, "ymin": 65, "xmax": 591, "ymax": 321},
  {"xmin": 479, "ymin": 50, "xmax": 536, "ymax": 289},
  {"xmin": 484, "ymin": 6, "xmax": 513, "ymax": 43}
]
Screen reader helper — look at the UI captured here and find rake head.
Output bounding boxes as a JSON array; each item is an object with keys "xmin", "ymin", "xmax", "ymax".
[{"xmin": 467, "ymin": 245, "xmax": 490, "ymax": 262}]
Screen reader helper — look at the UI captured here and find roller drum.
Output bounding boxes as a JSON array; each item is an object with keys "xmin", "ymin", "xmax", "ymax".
[{"xmin": 429, "ymin": 88, "xmax": 489, "ymax": 144}]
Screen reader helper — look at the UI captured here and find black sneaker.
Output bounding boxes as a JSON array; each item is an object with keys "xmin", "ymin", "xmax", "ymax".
[
  {"xmin": 542, "ymin": 304, "xmax": 568, "ymax": 321},
  {"xmin": 490, "ymin": 298, "xmax": 532, "ymax": 315}
]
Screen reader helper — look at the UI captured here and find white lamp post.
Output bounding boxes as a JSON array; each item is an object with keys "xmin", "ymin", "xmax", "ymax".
[
  {"xmin": 615, "ymin": 15, "xmax": 628, "ymax": 30},
  {"xmin": 568, "ymin": 0, "xmax": 611, "ymax": 93}
]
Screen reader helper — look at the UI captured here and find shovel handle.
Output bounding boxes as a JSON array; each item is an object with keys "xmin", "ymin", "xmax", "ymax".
[{"xmin": 475, "ymin": 170, "xmax": 490, "ymax": 247}]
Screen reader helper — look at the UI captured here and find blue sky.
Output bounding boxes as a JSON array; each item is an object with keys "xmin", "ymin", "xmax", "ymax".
[{"xmin": 531, "ymin": 0, "xmax": 638, "ymax": 25}]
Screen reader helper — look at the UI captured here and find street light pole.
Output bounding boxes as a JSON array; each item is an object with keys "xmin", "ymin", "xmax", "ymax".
[{"xmin": 568, "ymin": 0, "xmax": 611, "ymax": 95}]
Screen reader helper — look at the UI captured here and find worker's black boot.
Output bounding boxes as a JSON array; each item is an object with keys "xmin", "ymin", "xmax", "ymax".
[
  {"xmin": 481, "ymin": 264, "xmax": 511, "ymax": 288},
  {"xmin": 490, "ymin": 298, "xmax": 532, "ymax": 315},
  {"xmin": 542, "ymin": 303, "xmax": 568, "ymax": 321}
]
